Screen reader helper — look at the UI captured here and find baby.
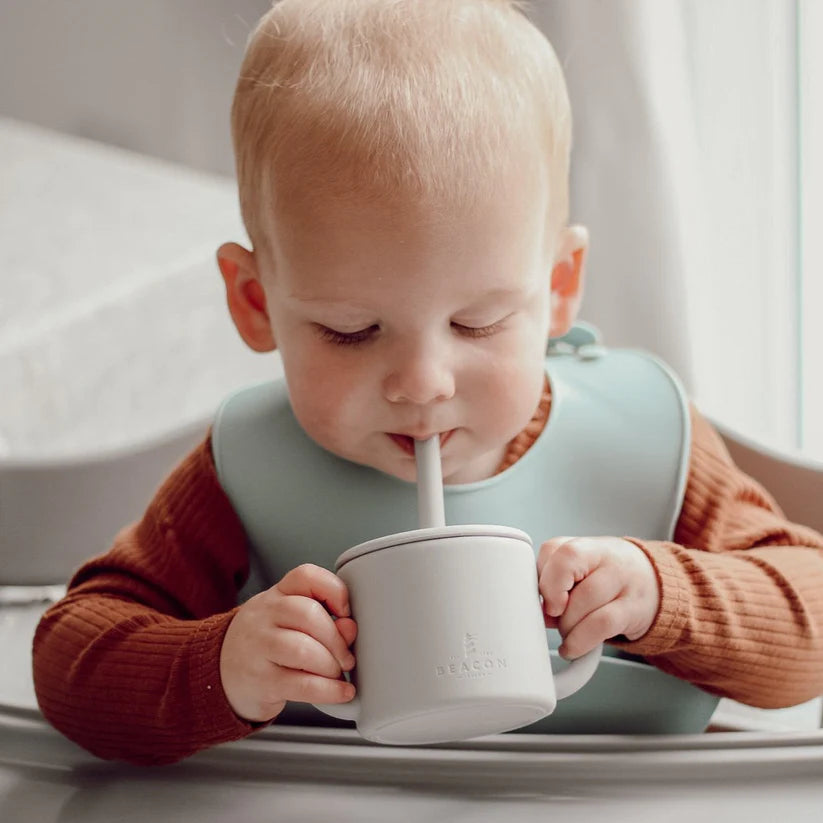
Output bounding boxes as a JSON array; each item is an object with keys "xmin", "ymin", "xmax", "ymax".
[{"xmin": 33, "ymin": 0, "xmax": 823, "ymax": 765}]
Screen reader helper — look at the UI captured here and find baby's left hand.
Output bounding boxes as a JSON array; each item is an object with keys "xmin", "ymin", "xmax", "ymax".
[{"xmin": 537, "ymin": 537, "xmax": 660, "ymax": 659}]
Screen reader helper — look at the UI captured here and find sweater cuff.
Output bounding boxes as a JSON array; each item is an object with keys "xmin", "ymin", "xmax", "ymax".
[
  {"xmin": 185, "ymin": 608, "xmax": 265, "ymax": 741},
  {"xmin": 611, "ymin": 539, "xmax": 690, "ymax": 656}
]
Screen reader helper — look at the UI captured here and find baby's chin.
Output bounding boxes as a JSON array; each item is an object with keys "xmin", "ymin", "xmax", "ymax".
[
  {"xmin": 308, "ymin": 436, "xmax": 417, "ymax": 482},
  {"xmin": 333, "ymin": 447, "xmax": 426, "ymax": 485}
]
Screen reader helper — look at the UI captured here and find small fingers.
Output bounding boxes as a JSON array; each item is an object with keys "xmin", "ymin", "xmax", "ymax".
[
  {"xmin": 272, "ymin": 668, "xmax": 356, "ymax": 706},
  {"xmin": 335, "ymin": 616, "xmax": 358, "ymax": 649},
  {"xmin": 273, "ymin": 596, "xmax": 355, "ymax": 671},
  {"xmin": 557, "ymin": 566, "xmax": 623, "ymax": 638},
  {"xmin": 560, "ymin": 601, "xmax": 626, "ymax": 659},
  {"xmin": 277, "ymin": 564, "xmax": 351, "ymax": 618},
  {"xmin": 268, "ymin": 627, "xmax": 345, "ymax": 680},
  {"xmin": 538, "ymin": 537, "xmax": 588, "ymax": 618},
  {"xmin": 536, "ymin": 536, "xmax": 576, "ymax": 570}
]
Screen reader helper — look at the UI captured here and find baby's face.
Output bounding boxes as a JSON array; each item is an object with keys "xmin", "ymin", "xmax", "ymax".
[{"xmin": 258, "ymin": 185, "xmax": 559, "ymax": 484}]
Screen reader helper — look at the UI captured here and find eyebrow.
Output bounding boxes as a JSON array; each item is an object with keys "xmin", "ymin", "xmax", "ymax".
[
  {"xmin": 286, "ymin": 296, "xmax": 371, "ymax": 309},
  {"xmin": 285, "ymin": 296, "xmax": 378, "ymax": 321},
  {"xmin": 287, "ymin": 287, "xmax": 526, "ymax": 309}
]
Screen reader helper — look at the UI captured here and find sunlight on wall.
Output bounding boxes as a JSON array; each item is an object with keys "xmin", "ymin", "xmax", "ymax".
[
  {"xmin": 681, "ymin": 1, "xmax": 800, "ymax": 452},
  {"xmin": 800, "ymin": 0, "xmax": 823, "ymax": 459}
]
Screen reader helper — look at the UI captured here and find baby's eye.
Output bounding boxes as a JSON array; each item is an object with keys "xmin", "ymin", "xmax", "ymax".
[
  {"xmin": 316, "ymin": 324, "xmax": 379, "ymax": 346},
  {"xmin": 451, "ymin": 319, "xmax": 505, "ymax": 339}
]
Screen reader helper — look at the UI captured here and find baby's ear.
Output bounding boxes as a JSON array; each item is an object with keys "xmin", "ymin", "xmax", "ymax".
[
  {"xmin": 549, "ymin": 225, "xmax": 588, "ymax": 338},
  {"xmin": 217, "ymin": 242, "xmax": 276, "ymax": 352}
]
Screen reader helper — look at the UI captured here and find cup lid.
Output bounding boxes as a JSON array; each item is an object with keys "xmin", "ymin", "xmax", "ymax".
[{"xmin": 334, "ymin": 524, "xmax": 532, "ymax": 571}]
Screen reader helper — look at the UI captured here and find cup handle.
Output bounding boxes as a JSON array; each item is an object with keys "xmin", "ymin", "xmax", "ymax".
[{"xmin": 552, "ymin": 642, "xmax": 603, "ymax": 700}]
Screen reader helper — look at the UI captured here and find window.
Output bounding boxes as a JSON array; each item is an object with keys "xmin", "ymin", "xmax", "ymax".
[
  {"xmin": 683, "ymin": 1, "xmax": 821, "ymax": 459},
  {"xmin": 799, "ymin": 0, "xmax": 823, "ymax": 458}
]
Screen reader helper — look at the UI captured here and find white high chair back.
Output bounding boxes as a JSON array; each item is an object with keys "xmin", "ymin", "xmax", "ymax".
[
  {"xmin": 711, "ymin": 420, "xmax": 823, "ymax": 535},
  {"xmin": 0, "ymin": 420, "xmax": 208, "ymax": 586}
]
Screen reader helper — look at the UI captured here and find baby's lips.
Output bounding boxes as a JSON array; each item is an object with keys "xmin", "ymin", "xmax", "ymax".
[
  {"xmin": 388, "ymin": 429, "xmax": 456, "ymax": 454},
  {"xmin": 387, "ymin": 433, "xmax": 416, "ymax": 455}
]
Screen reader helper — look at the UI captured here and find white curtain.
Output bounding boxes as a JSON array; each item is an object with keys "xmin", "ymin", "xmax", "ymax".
[
  {"xmin": 530, "ymin": 0, "xmax": 799, "ymax": 449},
  {"xmin": 0, "ymin": 0, "xmax": 802, "ymax": 453}
]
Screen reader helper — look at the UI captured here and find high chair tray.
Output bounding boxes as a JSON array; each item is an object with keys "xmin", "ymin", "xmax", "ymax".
[
  {"xmin": 3, "ymin": 705, "xmax": 823, "ymax": 823},
  {"xmin": 3, "ymin": 601, "xmax": 823, "ymax": 822}
]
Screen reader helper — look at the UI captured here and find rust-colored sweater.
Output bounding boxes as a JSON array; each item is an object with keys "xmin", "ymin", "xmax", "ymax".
[{"xmin": 32, "ymin": 389, "xmax": 823, "ymax": 765}]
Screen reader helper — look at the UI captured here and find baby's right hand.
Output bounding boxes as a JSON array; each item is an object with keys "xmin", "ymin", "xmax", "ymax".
[{"xmin": 219, "ymin": 564, "xmax": 357, "ymax": 723}]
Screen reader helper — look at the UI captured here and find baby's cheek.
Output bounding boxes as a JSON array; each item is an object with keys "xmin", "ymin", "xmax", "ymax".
[
  {"xmin": 291, "ymin": 378, "xmax": 364, "ymax": 451},
  {"xmin": 492, "ymin": 362, "xmax": 545, "ymax": 433},
  {"xmin": 287, "ymin": 381, "xmax": 341, "ymax": 443}
]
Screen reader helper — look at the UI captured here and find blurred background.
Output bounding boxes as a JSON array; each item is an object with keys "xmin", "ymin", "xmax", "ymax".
[{"xmin": 0, "ymin": 0, "xmax": 820, "ymax": 459}]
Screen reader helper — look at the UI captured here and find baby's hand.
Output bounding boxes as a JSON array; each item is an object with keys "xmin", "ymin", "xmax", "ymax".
[
  {"xmin": 219, "ymin": 564, "xmax": 357, "ymax": 723},
  {"xmin": 537, "ymin": 537, "xmax": 660, "ymax": 659}
]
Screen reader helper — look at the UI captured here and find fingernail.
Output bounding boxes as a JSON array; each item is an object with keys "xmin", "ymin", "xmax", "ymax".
[{"xmin": 343, "ymin": 653, "xmax": 355, "ymax": 670}]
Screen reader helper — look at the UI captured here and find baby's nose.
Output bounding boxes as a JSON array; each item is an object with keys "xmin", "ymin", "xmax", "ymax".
[{"xmin": 383, "ymin": 355, "xmax": 455, "ymax": 404}]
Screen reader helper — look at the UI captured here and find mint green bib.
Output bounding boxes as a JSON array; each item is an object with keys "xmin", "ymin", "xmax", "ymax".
[
  {"xmin": 211, "ymin": 338, "xmax": 712, "ymax": 734},
  {"xmin": 212, "ymin": 343, "xmax": 691, "ymax": 600}
]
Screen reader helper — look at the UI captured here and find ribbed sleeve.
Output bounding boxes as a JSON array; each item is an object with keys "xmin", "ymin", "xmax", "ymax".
[
  {"xmin": 32, "ymin": 436, "xmax": 261, "ymax": 765},
  {"xmin": 612, "ymin": 410, "xmax": 823, "ymax": 707}
]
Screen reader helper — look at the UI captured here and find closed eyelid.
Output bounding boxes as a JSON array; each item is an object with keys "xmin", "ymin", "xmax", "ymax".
[
  {"xmin": 315, "ymin": 324, "xmax": 379, "ymax": 346},
  {"xmin": 451, "ymin": 311, "xmax": 514, "ymax": 328},
  {"xmin": 314, "ymin": 311, "xmax": 513, "ymax": 346},
  {"xmin": 452, "ymin": 321, "xmax": 505, "ymax": 339}
]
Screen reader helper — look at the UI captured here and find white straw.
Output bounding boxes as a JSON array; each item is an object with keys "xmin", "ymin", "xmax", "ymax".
[{"xmin": 414, "ymin": 436, "xmax": 446, "ymax": 529}]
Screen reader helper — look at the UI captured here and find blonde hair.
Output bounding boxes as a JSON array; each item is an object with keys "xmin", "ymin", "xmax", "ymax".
[{"xmin": 231, "ymin": 0, "xmax": 571, "ymax": 252}]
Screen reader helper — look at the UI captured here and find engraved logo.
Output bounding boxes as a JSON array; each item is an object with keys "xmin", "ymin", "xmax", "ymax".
[{"xmin": 435, "ymin": 632, "xmax": 507, "ymax": 679}]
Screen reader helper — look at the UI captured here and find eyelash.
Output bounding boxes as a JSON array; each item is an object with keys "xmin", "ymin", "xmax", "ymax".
[
  {"xmin": 454, "ymin": 321, "xmax": 504, "ymax": 339},
  {"xmin": 316, "ymin": 321, "xmax": 504, "ymax": 347},
  {"xmin": 317, "ymin": 325, "xmax": 378, "ymax": 347}
]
